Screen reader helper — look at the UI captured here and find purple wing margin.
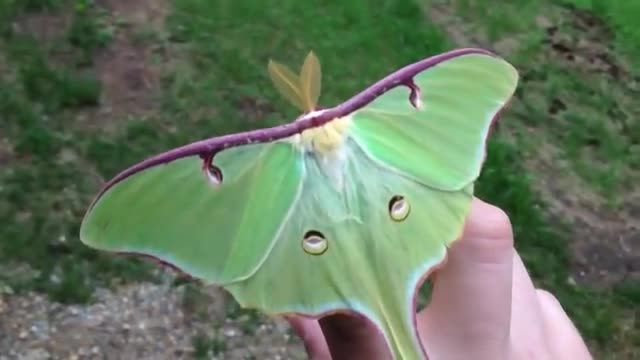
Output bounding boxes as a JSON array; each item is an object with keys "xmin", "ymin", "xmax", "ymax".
[{"xmin": 91, "ymin": 48, "xmax": 498, "ymax": 204}]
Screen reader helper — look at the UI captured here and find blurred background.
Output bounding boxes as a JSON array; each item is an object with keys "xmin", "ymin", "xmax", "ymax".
[{"xmin": 0, "ymin": 0, "xmax": 638, "ymax": 359}]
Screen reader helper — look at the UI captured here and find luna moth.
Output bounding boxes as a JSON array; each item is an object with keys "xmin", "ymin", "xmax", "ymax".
[{"xmin": 79, "ymin": 48, "xmax": 518, "ymax": 359}]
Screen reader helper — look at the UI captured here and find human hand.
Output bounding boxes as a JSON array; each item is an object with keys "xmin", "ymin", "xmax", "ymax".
[{"xmin": 286, "ymin": 198, "xmax": 594, "ymax": 360}]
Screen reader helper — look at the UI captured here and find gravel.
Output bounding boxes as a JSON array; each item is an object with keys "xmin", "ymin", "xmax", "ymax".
[{"xmin": 0, "ymin": 281, "xmax": 307, "ymax": 359}]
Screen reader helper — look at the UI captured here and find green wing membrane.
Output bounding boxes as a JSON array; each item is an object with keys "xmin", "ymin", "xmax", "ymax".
[
  {"xmin": 80, "ymin": 142, "xmax": 302, "ymax": 284},
  {"xmin": 351, "ymin": 53, "xmax": 518, "ymax": 191},
  {"xmin": 228, "ymin": 139, "xmax": 473, "ymax": 360}
]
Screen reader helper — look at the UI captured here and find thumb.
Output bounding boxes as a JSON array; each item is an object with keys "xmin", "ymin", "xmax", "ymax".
[{"xmin": 418, "ymin": 197, "xmax": 514, "ymax": 360}]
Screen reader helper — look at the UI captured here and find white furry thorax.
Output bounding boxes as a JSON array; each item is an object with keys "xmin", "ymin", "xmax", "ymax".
[
  {"xmin": 287, "ymin": 114, "xmax": 353, "ymax": 191},
  {"xmin": 288, "ymin": 115, "xmax": 352, "ymax": 155}
]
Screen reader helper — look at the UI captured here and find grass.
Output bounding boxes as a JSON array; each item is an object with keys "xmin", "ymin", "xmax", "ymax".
[
  {"xmin": 447, "ymin": 0, "xmax": 639, "ymax": 204},
  {"xmin": 0, "ymin": 0, "xmax": 637, "ymax": 358},
  {"xmin": 0, "ymin": 0, "xmax": 154, "ymax": 303}
]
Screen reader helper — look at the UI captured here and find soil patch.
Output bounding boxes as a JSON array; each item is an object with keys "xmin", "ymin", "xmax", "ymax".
[
  {"xmin": 427, "ymin": 2, "xmax": 639, "ymax": 289},
  {"xmin": 12, "ymin": 9, "xmax": 71, "ymax": 44},
  {"xmin": 532, "ymin": 6, "xmax": 639, "ymax": 288},
  {"xmin": 528, "ymin": 142, "xmax": 639, "ymax": 288},
  {"xmin": 73, "ymin": 0, "xmax": 171, "ymax": 133}
]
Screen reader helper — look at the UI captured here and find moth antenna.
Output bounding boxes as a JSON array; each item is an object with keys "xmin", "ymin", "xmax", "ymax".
[
  {"xmin": 267, "ymin": 58, "xmax": 307, "ymax": 112},
  {"xmin": 299, "ymin": 50, "xmax": 322, "ymax": 112}
]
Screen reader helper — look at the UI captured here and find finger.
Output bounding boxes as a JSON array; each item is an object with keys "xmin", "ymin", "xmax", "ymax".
[
  {"xmin": 418, "ymin": 198, "xmax": 514, "ymax": 360},
  {"xmin": 536, "ymin": 290, "xmax": 594, "ymax": 360},
  {"xmin": 285, "ymin": 315, "xmax": 332, "ymax": 359},
  {"xmin": 509, "ymin": 253, "xmax": 552, "ymax": 358},
  {"xmin": 318, "ymin": 312, "xmax": 392, "ymax": 360}
]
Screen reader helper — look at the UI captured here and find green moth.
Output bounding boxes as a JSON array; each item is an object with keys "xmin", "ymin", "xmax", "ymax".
[{"xmin": 80, "ymin": 48, "xmax": 519, "ymax": 359}]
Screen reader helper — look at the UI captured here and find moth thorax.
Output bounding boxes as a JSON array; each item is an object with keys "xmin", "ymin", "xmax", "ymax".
[{"xmin": 296, "ymin": 116, "xmax": 351, "ymax": 155}]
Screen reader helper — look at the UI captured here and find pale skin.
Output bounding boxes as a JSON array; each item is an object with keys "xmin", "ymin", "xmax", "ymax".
[{"xmin": 287, "ymin": 197, "xmax": 594, "ymax": 360}]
